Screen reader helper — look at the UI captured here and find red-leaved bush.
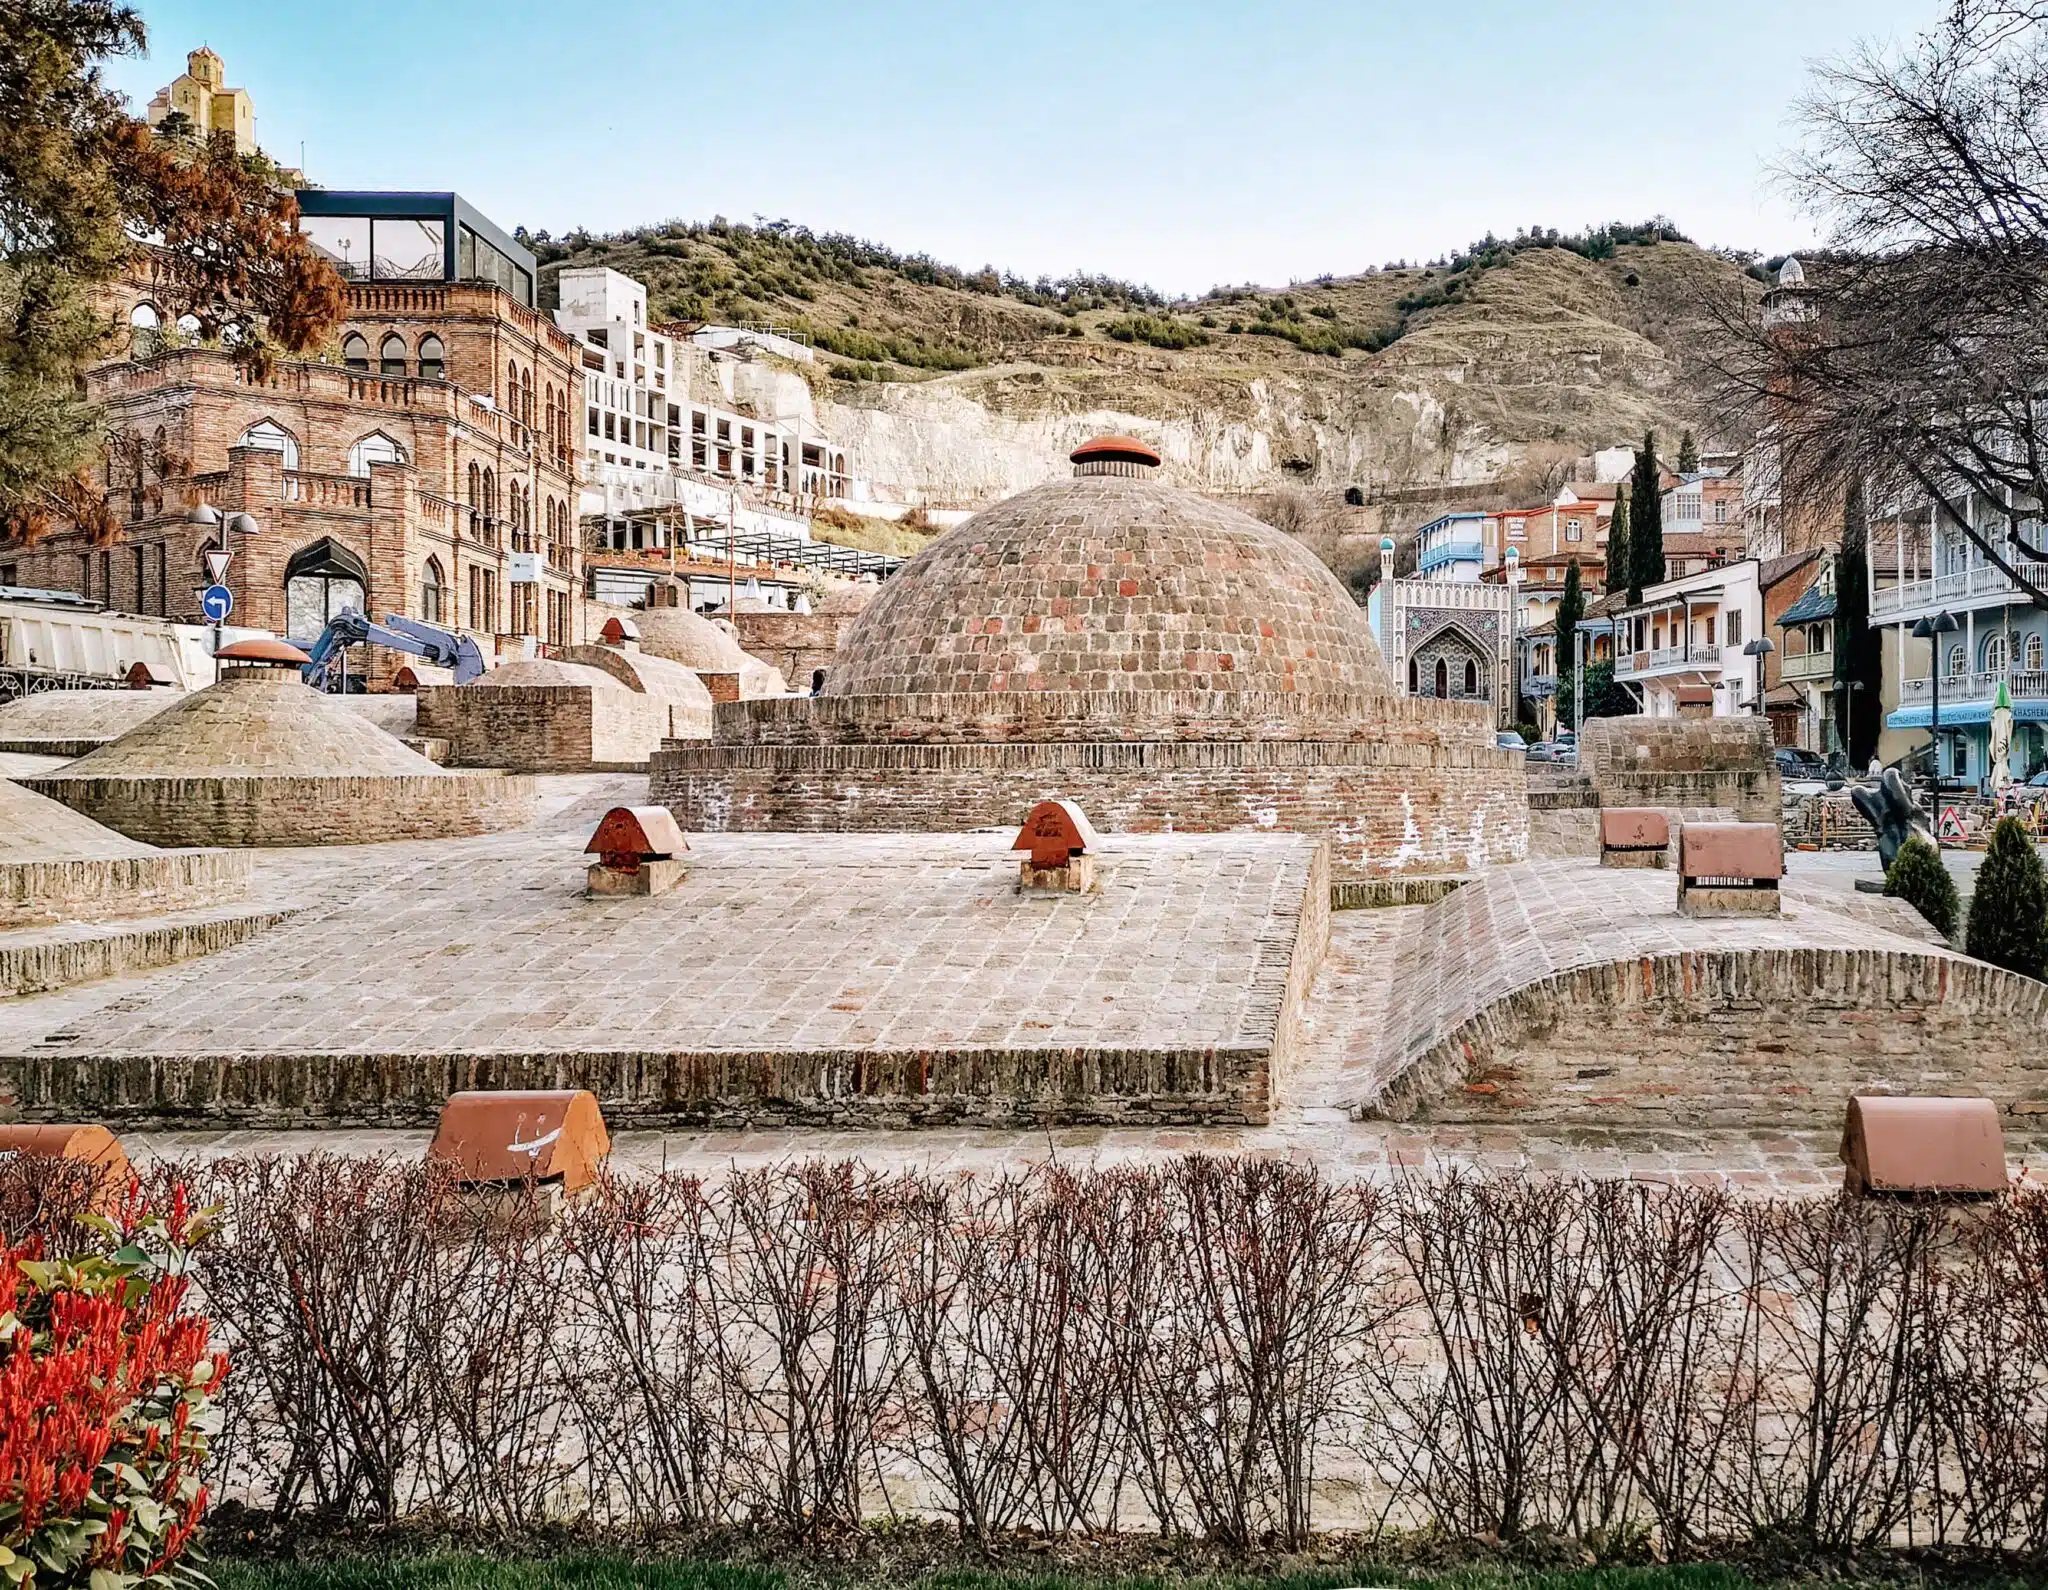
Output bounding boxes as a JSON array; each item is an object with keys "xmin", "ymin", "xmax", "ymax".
[{"xmin": 0, "ymin": 1183, "xmax": 226, "ymax": 1590}]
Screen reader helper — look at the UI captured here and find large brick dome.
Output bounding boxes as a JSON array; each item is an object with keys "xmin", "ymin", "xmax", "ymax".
[{"xmin": 827, "ymin": 476, "xmax": 1388, "ymax": 700}]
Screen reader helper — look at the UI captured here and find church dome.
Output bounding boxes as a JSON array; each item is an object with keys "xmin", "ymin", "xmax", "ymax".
[{"xmin": 827, "ymin": 474, "xmax": 1388, "ymax": 700}]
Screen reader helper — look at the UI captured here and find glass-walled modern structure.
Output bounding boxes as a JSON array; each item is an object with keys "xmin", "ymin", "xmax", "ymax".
[{"xmin": 295, "ymin": 191, "xmax": 536, "ymax": 307}]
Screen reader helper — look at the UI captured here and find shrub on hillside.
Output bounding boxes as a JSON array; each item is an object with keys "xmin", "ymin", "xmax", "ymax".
[
  {"xmin": 1, "ymin": 1184, "xmax": 225, "ymax": 1590},
  {"xmin": 1887, "ymin": 834, "xmax": 1960, "ymax": 939},
  {"xmin": 1966, "ymin": 815, "xmax": 2048, "ymax": 978},
  {"xmin": 1100, "ymin": 315, "xmax": 1209, "ymax": 350}
]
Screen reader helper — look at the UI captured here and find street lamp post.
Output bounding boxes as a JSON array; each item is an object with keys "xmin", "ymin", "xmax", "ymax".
[
  {"xmin": 1912, "ymin": 610, "xmax": 1961, "ymax": 806},
  {"xmin": 1742, "ymin": 635, "xmax": 1775, "ymax": 717}
]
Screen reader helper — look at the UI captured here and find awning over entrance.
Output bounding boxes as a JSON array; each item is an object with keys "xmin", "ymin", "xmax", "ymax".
[{"xmin": 1886, "ymin": 699, "xmax": 2048, "ymax": 729}]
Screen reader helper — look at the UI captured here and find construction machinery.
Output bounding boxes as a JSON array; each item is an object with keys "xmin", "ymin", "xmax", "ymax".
[{"xmin": 299, "ymin": 609, "xmax": 486, "ymax": 688}]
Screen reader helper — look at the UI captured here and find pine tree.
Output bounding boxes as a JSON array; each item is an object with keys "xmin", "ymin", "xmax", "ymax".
[
  {"xmin": 1628, "ymin": 431, "xmax": 1664, "ymax": 600},
  {"xmin": 1886, "ymin": 835, "xmax": 1961, "ymax": 941},
  {"xmin": 1966, "ymin": 816, "xmax": 2048, "ymax": 979},
  {"xmin": 1677, "ymin": 429, "xmax": 1699, "ymax": 473},
  {"xmin": 1605, "ymin": 489, "xmax": 1631, "ymax": 597},
  {"xmin": 1553, "ymin": 558, "xmax": 1584, "ymax": 725},
  {"xmin": 1833, "ymin": 483, "xmax": 1884, "ymax": 765}
]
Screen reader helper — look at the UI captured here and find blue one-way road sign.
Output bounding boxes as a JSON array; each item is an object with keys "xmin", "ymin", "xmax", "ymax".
[{"xmin": 201, "ymin": 584, "xmax": 234, "ymax": 623}]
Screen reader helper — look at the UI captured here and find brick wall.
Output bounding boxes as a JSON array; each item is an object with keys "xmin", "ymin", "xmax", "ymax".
[
  {"xmin": 651, "ymin": 738, "xmax": 1529, "ymax": 878},
  {"xmin": 18, "ymin": 772, "xmax": 535, "ymax": 847},
  {"xmin": 417, "ymin": 684, "xmax": 670, "ymax": 771},
  {"xmin": 714, "ymin": 689, "xmax": 1484, "ymax": 747},
  {"xmin": 728, "ymin": 609, "xmax": 845, "ymax": 692},
  {"xmin": 1375, "ymin": 947, "xmax": 2048, "ymax": 1128}
]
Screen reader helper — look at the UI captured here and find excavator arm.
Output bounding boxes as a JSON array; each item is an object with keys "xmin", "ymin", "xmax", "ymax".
[{"xmin": 300, "ymin": 609, "xmax": 487, "ymax": 686}]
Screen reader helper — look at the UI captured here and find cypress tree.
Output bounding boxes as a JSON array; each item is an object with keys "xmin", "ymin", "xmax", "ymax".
[
  {"xmin": 1553, "ymin": 558, "xmax": 1584, "ymax": 725},
  {"xmin": 1628, "ymin": 431, "xmax": 1664, "ymax": 600},
  {"xmin": 1605, "ymin": 489, "xmax": 1631, "ymax": 598},
  {"xmin": 1966, "ymin": 816, "xmax": 2048, "ymax": 979},
  {"xmin": 1677, "ymin": 429, "xmax": 1699, "ymax": 473},
  {"xmin": 1833, "ymin": 483, "xmax": 1884, "ymax": 765}
]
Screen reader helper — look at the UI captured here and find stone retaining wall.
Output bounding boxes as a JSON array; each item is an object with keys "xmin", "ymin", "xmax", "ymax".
[
  {"xmin": 1581, "ymin": 716, "xmax": 1780, "ymax": 822},
  {"xmin": 0, "ymin": 908, "xmax": 287, "ymax": 997},
  {"xmin": 0, "ymin": 849, "xmax": 251, "ymax": 929},
  {"xmin": 1375, "ymin": 948, "xmax": 2048, "ymax": 1128},
  {"xmin": 651, "ymin": 738, "xmax": 1529, "ymax": 878},
  {"xmin": 19, "ymin": 773, "xmax": 536, "ymax": 847}
]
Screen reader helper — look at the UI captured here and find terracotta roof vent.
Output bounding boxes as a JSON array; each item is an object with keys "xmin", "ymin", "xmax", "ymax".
[
  {"xmin": 1070, "ymin": 434, "xmax": 1162, "ymax": 478},
  {"xmin": 428, "ymin": 1090, "xmax": 612, "ymax": 1193},
  {"xmin": 1841, "ymin": 1095, "xmax": 2007, "ymax": 1197},
  {"xmin": 215, "ymin": 636, "xmax": 312, "ymax": 667}
]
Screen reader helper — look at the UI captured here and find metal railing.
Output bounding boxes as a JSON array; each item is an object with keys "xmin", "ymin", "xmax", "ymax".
[
  {"xmin": 1615, "ymin": 643, "xmax": 1722, "ymax": 677},
  {"xmin": 1900, "ymin": 668, "xmax": 2048, "ymax": 704},
  {"xmin": 1780, "ymin": 648, "xmax": 1834, "ymax": 684},
  {"xmin": 1871, "ymin": 562, "xmax": 2024, "ymax": 618}
]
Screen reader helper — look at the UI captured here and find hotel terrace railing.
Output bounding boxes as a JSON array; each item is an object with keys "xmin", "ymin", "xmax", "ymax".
[
  {"xmin": 1381, "ymin": 576, "xmax": 1508, "ymax": 612},
  {"xmin": 1900, "ymin": 669, "xmax": 2048, "ymax": 705},
  {"xmin": 1870, "ymin": 562, "xmax": 2025, "ymax": 619},
  {"xmin": 1616, "ymin": 643, "xmax": 1722, "ymax": 678},
  {"xmin": 1416, "ymin": 539, "xmax": 1485, "ymax": 573}
]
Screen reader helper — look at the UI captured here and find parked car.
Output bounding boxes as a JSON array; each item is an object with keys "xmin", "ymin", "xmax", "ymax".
[
  {"xmin": 1525, "ymin": 741, "xmax": 1558, "ymax": 762},
  {"xmin": 1775, "ymin": 747, "xmax": 1829, "ymax": 781},
  {"xmin": 1495, "ymin": 730, "xmax": 1527, "ymax": 751}
]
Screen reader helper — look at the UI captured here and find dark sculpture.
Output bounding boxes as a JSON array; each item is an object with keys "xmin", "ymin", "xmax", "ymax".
[{"xmin": 1850, "ymin": 766, "xmax": 1934, "ymax": 872}]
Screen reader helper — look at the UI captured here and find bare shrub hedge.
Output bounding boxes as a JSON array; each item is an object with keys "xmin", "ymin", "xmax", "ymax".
[{"xmin": 7, "ymin": 1152, "xmax": 2048, "ymax": 1551}]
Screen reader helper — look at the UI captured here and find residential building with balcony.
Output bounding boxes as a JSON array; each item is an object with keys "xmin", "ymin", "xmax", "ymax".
[
  {"xmin": 1412, "ymin": 512, "xmax": 1487, "ymax": 581},
  {"xmin": 6, "ymin": 192, "xmax": 585, "ymax": 674},
  {"xmin": 1613, "ymin": 553, "xmax": 1822, "ymax": 725},
  {"xmin": 1872, "ymin": 491, "xmax": 2048, "ymax": 786}
]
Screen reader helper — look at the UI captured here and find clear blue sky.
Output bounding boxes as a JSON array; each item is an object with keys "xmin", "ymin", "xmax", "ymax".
[{"xmin": 105, "ymin": 0, "xmax": 1939, "ymax": 297}]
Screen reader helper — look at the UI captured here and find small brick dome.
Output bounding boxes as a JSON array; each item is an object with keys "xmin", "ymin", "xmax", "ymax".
[{"xmin": 827, "ymin": 475, "xmax": 1388, "ymax": 700}]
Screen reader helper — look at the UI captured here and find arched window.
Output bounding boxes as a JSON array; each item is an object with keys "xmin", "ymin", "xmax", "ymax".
[
  {"xmin": 481, "ymin": 467, "xmax": 496, "ymax": 519},
  {"xmin": 129, "ymin": 302, "xmax": 161, "ymax": 355},
  {"xmin": 341, "ymin": 332, "xmax": 370, "ymax": 372},
  {"xmin": 175, "ymin": 312, "xmax": 201, "ymax": 337},
  {"xmin": 417, "ymin": 334, "xmax": 444, "ymax": 381},
  {"xmin": 236, "ymin": 419, "xmax": 299, "ymax": 470},
  {"xmin": 379, "ymin": 334, "xmax": 406, "ymax": 377},
  {"xmin": 507, "ymin": 360, "xmax": 518, "ymax": 408},
  {"xmin": 421, "ymin": 556, "xmax": 445, "ymax": 625},
  {"xmin": 1464, "ymin": 659, "xmax": 1478, "ymax": 696},
  {"xmin": 1949, "ymin": 643, "xmax": 1967, "ymax": 678},
  {"xmin": 2030, "ymin": 634, "xmax": 2044, "ymax": 674},
  {"xmin": 1985, "ymin": 632, "xmax": 2011, "ymax": 675},
  {"xmin": 346, "ymin": 431, "xmax": 407, "ymax": 476},
  {"xmin": 466, "ymin": 461, "xmax": 481, "ymax": 507},
  {"xmin": 283, "ymin": 537, "xmax": 369, "ymax": 642},
  {"xmin": 1434, "ymin": 658, "xmax": 1449, "ymax": 698},
  {"xmin": 1407, "ymin": 657, "xmax": 1419, "ymax": 693}
]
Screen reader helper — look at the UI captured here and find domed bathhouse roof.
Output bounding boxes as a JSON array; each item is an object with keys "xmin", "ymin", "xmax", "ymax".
[
  {"xmin": 0, "ymin": 687, "xmax": 185, "ymax": 756},
  {"xmin": 475, "ymin": 658, "xmax": 626, "ymax": 691},
  {"xmin": 23, "ymin": 669, "xmax": 534, "ymax": 846},
  {"xmin": 633, "ymin": 605, "xmax": 789, "ymax": 697},
  {"xmin": 826, "ymin": 473, "xmax": 1390, "ymax": 706},
  {"xmin": 647, "ymin": 441, "xmax": 1528, "ymax": 881}
]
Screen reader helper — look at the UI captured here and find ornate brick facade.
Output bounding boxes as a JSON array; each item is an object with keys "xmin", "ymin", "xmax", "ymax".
[{"xmin": 8, "ymin": 281, "xmax": 583, "ymax": 681}]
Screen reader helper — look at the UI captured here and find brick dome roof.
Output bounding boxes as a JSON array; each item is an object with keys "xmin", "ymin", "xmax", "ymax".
[
  {"xmin": 827, "ymin": 476, "xmax": 1388, "ymax": 700},
  {"xmin": 476, "ymin": 659, "xmax": 624, "ymax": 691},
  {"xmin": 633, "ymin": 607, "xmax": 789, "ymax": 697},
  {"xmin": 53, "ymin": 670, "xmax": 446, "ymax": 778},
  {"xmin": 0, "ymin": 779, "xmax": 155, "ymax": 861}
]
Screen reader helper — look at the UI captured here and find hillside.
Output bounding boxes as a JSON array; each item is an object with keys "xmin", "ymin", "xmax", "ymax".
[{"xmin": 532, "ymin": 219, "xmax": 1759, "ymax": 574}]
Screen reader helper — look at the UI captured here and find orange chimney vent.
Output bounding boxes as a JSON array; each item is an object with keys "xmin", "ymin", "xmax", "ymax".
[
  {"xmin": 585, "ymin": 804, "xmax": 690, "ymax": 896},
  {"xmin": 1013, "ymin": 798, "xmax": 1100, "ymax": 892},
  {"xmin": 0, "ymin": 1125, "xmax": 133, "ymax": 1211}
]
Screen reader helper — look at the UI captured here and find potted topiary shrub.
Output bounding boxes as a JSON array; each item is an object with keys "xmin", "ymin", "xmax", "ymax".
[
  {"xmin": 1886, "ymin": 833, "xmax": 1961, "ymax": 940},
  {"xmin": 1965, "ymin": 815, "xmax": 2048, "ymax": 979}
]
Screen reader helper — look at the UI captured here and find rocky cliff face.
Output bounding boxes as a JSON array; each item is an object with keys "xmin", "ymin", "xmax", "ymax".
[{"xmin": 547, "ymin": 226, "xmax": 1753, "ymax": 516}]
